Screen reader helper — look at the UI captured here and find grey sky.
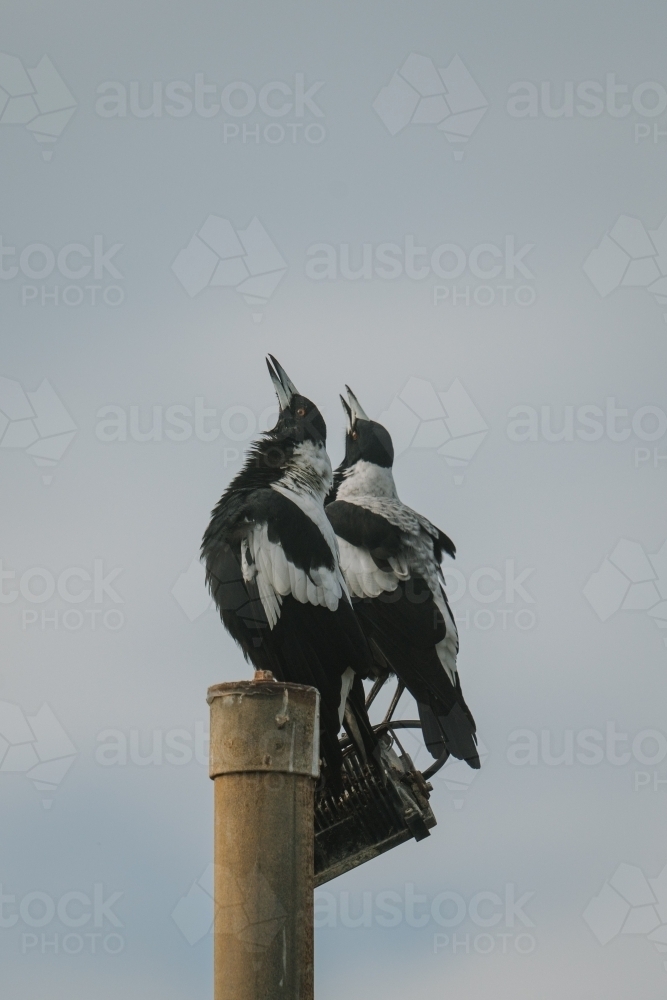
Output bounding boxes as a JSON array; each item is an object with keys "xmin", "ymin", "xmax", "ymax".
[{"xmin": 2, "ymin": 1, "xmax": 666, "ymax": 997}]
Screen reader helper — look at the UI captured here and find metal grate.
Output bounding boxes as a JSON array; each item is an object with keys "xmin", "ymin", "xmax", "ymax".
[{"xmin": 314, "ymin": 678, "xmax": 444, "ymax": 886}]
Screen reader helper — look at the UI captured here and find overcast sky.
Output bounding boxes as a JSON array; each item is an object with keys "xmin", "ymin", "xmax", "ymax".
[{"xmin": 2, "ymin": 2, "xmax": 667, "ymax": 997}]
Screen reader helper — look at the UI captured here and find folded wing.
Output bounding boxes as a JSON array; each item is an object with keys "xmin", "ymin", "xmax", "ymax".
[
  {"xmin": 326, "ymin": 499, "xmax": 479, "ymax": 768},
  {"xmin": 203, "ymin": 489, "xmax": 378, "ymax": 781}
]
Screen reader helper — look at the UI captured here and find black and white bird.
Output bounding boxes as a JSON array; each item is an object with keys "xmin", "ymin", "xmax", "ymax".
[
  {"xmin": 325, "ymin": 387, "xmax": 480, "ymax": 769},
  {"xmin": 201, "ymin": 358, "xmax": 378, "ymax": 786}
]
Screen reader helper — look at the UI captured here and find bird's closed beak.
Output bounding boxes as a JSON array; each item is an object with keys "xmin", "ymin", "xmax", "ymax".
[
  {"xmin": 343, "ymin": 386, "xmax": 369, "ymax": 429},
  {"xmin": 266, "ymin": 355, "xmax": 298, "ymax": 410}
]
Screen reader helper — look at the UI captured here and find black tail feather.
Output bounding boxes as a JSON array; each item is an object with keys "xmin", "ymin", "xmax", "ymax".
[
  {"xmin": 418, "ymin": 700, "xmax": 479, "ymax": 767},
  {"xmin": 418, "ymin": 701, "xmax": 449, "ymax": 759},
  {"xmin": 349, "ymin": 583, "xmax": 479, "ymax": 770}
]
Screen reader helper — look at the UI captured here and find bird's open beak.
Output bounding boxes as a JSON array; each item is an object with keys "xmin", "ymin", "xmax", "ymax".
[
  {"xmin": 266, "ymin": 355, "xmax": 298, "ymax": 410},
  {"xmin": 339, "ymin": 394, "xmax": 353, "ymax": 431},
  {"xmin": 345, "ymin": 386, "xmax": 370, "ymax": 427}
]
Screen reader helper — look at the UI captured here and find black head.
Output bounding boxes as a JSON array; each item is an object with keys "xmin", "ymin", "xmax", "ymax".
[
  {"xmin": 340, "ymin": 386, "xmax": 394, "ymax": 468},
  {"xmin": 266, "ymin": 355, "xmax": 326, "ymax": 445}
]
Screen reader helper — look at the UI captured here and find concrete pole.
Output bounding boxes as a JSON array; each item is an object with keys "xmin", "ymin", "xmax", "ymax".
[{"xmin": 207, "ymin": 671, "xmax": 320, "ymax": 1000}]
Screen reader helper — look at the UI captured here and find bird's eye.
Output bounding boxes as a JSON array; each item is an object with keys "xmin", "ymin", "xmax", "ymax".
[{"xmin": 296, "ymin": 407, "xmax": 306, "ymax": 417}]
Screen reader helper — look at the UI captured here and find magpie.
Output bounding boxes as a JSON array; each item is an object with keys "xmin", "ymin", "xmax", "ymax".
[
  {"xmin": 325, "ymin": 387, "xmax": 480, "ymax": 769},
  {"xmin": 201, "ymin": 357, "xmax": 378, "ymax": 787}
]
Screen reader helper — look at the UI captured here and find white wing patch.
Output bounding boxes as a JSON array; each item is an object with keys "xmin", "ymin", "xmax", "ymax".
[
  {"xmin": 337, "ymin": 537, "xmax": 405, "ymax": 599},
  {"xmin": 242, "ymin": 523, "xmax": 344, "ymax": 629},
  {"xmin": 335, "ymin": 494, "xmax": 446, "ymax": 594}
]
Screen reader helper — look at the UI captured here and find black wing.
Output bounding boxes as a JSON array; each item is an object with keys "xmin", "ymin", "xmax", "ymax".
[
  {"xmin": 202, "ymin": 490, "xmax": 378, "ymax": 782},
  {"xmin": 326, "ymin": 500, "xmax": 479, "ymax": 768},
  {"xmin": 326, "ymin": 499, "xmax": 403, "ymax": 567}
]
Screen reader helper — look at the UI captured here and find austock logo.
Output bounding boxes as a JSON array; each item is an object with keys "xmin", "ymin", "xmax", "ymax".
[
  {"xmin": 171, "ymin": 863, "xmax": 286, "ymax": 948},
  {"xmin": 171, "ymin": 549, "xmax": 535, "ymax": 640},
  {"xmin": 0, "ymin": 53, "xmax": 76, "ymax": 160},
  {"xmin": 0, "ymin": 559, "xmax": 125, "ymax": 633},
  {"xmin": 304, "ymin": 235, "xmax": 536, "ymax": 308},
  {"xmin": 95, "ymin": 72, "xmax": 326, "ymax": 146},
  {"xmin": 171, "ymin": 559, "xmax": 212, "ymax": 622},
  {"xmin": 95, "ymin": 721, "xmax": 209, "ymax": 767},
  {"xmin": 584, "ymin": 863, "xmax": 667, "ymax": 970},
  {"xmin": 0, "ymin": 881, "xmax": 124, "ymax": 956},
  {"xmin": 373, "ymin": 52, "xmax": 488, "ymax": 160},
  {"xmin": 443, "ymin": 559, "xmax": 537, "ymax": 635},
  {"xmin": 169, "ymin": 555, "xmax": 535, "ymax": 631},
  {"xmin": 506, "ymin": 398, "xmax": 667, "ymax": 472},
  {"xmin": 316, "ymin": 882, "xmax": 536, "ymax": 957},
  {"xmin": 95, "ymin": 396, "xmax": 278, "ymax": 454},
  {"xmin": 0, "ymin": 235, "xmax": 125, "ymax": 307},
  {"xmin": 507, "ymin": 722, "xmax": 667, "ymax": 793},
  {"xmin": 418, "ymin": 734, "xmax": 488, "ymax": 810},
  {"xmin": 0, "ymin": 376, "xmax": 76, "ymax": 484},
  {"xmin": 171, "ymin": 215, "xmax": 287, "ymax": 321},
  {"xmin": 583, "ymin": 539, "xmax": 667, "ymax": 643},
  {"xmin": 583, "ymin": 214, "xmax": 667, "ymax": 320},
  {"xmin": 507, "ymin": 75, "xmax": 667, "ymax": 146},
  {"xmin": 0, "ymin": 702, "xmax": 77, "ymax": 809},
  {"xmin": 172, "ymin": 867, "xmax": 536, "ymax": 957},
  {"xmin": 378, "ymin": 376, "xmax": 488, "ymax": 484}
]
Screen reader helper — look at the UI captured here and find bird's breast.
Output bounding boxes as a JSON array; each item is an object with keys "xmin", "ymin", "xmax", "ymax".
[{"xmin": 337, "ymin": 461, "xmax": 398, "ymax": 500}]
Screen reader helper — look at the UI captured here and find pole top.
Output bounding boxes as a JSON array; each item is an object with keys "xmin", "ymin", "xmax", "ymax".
[{"xmin": 207, "ymin": 675, "xmax": 320, "ymax": 779}]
